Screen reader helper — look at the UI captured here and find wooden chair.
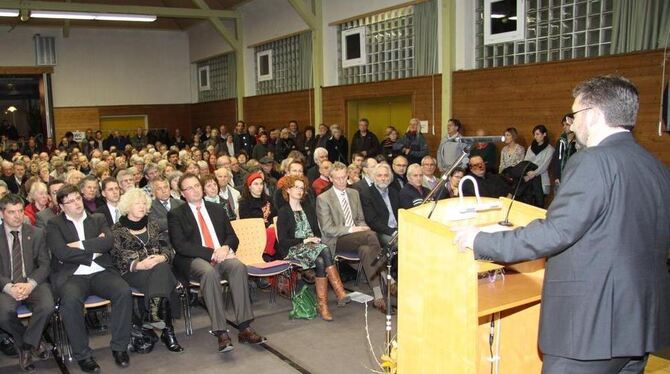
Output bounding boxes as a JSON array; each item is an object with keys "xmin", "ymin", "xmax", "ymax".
[{"xmin": 231, "ymin": 218, "xmax": 292, "ymax": 303}]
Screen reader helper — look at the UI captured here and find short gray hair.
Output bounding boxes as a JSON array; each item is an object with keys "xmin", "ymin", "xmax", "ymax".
[
  {"xmin": 313, "ymin": 147, "xmax": 328, "ymax": 163},
  {"xmin": 572, "ymin": 75, "xmax": 639, "ymax": 129}
]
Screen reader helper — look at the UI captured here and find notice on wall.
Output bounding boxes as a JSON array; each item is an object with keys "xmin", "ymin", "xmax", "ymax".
[
  {"xmin": 72, "ymin": 131, "xmax": 86, "ymax": 143},
  {"xmin": 420, "ymin": 120, "xmax": 429, "ymax": 133}
]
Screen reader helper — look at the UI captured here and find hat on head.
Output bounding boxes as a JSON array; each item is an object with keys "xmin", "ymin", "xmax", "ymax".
[
  {"xmin": 259, "ymin": 156, "xmax": 274, "ymax": 165},
  {"xmin": 246, "ymin": 171, "xmax": 264, "ymax": 187}
]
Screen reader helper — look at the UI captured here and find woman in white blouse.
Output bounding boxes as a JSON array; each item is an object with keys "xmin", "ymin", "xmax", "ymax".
[
  {"xmin": 499, "ymin": 127, "xmax": 526, "ymax": 172},
  {"xmin": 524, "ymin": 125, "xmax": 555, "ymax": 196}
]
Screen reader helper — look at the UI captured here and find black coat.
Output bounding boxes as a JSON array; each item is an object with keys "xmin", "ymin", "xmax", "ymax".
[
  {"xmin": 167, "ymin": 202, "xmax": 239, "ymax": 278},
  {"xmin": 326, "ymin": 136, "xmax": 348, "ymax": 164},
  {"xmin": 362, "ymin": 185, "xmax": 399, "ymax": 236},
  {"xmin": 350, "ymin": 130, "xmax": 380, "ymax": 159},
  {"xmin": 275, "ymin": 203, "xmax": 322, "ymax": 260},
  {"xmin": 398, "ymin": 184, "xmax": 430, "ymax": 209},
  {"xmin": 47, "ymin": 213, "xmax": 115, "ymax": 290}
]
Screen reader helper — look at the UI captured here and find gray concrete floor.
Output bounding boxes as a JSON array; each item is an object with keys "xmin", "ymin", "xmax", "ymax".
[{"xmin": 0, "ymin": 281, "xmax": 395, "ymax": 374}]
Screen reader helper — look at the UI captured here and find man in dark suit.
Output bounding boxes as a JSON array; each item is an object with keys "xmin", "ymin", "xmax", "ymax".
[
  {"xmin": 149, "ymin": 177, "xmax": 183, "ymax": 233},
  {"xmin": 35, "ymin": 179, "xmax": 64, "ymax": 230},
  {"xmin": 168, "ymin": 173, "xmax": 266, "ymax": 353},
  {"xmin": 456, "ymin": 75, "xmax": 670, "ymax": 373},
  {"xmin": 94, "ymin": 177, "xmax": 121, "ymax": 227},
  {"xmin": 398, "ymin": 164, "xmax": 430, "ymax": 209},
  {"xmin": 47, "ymin": 184, "xmax": 132, "ymax": 372},
  {"xmin": 362, "ymin": 163, "xmax": 399, "ymax": 248},
  {"xmin": 351, "ymin": 157, "xmax": 378, "ymax": 204},
  {"xmin": 1, "ymin": 160, "xmax": 20, "ymax": 195},
  {"xmin": 389, "ymin": 155, "xmax": 408, "ymax": 192},
  {"xmin": 0, "ymin": 194, "xmax": 53, "ymax": 371}
]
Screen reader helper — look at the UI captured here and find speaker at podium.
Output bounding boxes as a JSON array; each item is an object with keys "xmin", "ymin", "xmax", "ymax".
[{"xmin": 397, "ymin": 196, "xmax": 547, "ymax": 373}]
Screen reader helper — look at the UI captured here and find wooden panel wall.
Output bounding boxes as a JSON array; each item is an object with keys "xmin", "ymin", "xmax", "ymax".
[
  {"xmin": 191, "ymin": 99, "xmax": 237, "ymax": 130},
  {"xmin": 243, "ymin": 89, "xmax": 315, "ymax": 130},
  {"xmin": 453, "ymin": 49, "xmax": 670, "ymax": 167},
  {"xmin": 54, "ymin": 104, "xmax": 191, "ymax": 141},
  {"xmin": 323, "ymin": 75, "xmax": 443, "ymax": 153}
]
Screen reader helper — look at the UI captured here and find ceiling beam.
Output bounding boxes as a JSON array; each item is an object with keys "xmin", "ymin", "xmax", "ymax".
[
  {"xmin": 0, "ymin": 0, "xmax": 239, "ymax": 19},
  {"xmin": 63, "ymin": 0, "xmax": 70, "ymax": 38},
  {"xmin": 287, "ymin": 0, "xmax": 316, "ymax": 30}
]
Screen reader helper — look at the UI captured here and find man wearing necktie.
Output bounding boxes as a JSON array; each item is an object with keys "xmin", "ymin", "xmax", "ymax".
[
  {"xmin": 95, "ymin": 177, "xmax": 122, "ymax": 227},
  {"xmin": 149, "ymin": 178, "xmax": 184, "ymax": 233},
  {"xmin": 316, "ymin": 162, "xmax": 387, "ymax": 313},
  {"xmin": 168, "ymin": 173, "xmax": 266, "ymax": 354},
  {"xmin": 0, "ymin": 194, "xmax": 53, "ymax": 372}
]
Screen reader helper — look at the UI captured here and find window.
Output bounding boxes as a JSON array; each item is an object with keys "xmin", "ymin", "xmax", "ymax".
[
  {"xmin": 341, "ymin": 27, "xmax": 367, "ymax": 68},
  {"xmin": 198, "ymin": 66, "xmax": 210, "ymax": 91},
  {"xmin": 196, "ymin": 53, "xmax": 235, "ymax": 103},
  {"xmin": 484, "ymin": 0, "xmax": 525, "ymax": 45},
  {"xmin": 257, "ymin": 50, "xmax": 273, "ymax": 82}
]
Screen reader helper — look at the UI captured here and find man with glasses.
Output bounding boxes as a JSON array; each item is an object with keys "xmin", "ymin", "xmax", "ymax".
[
  {"xmin": 461, "ymin": 155, "xmax": 511, "ymax": 198},
  {"xmin": 46, "ymin": 184, "xmax": 132, "ymax": 372},
  {"xmin": 167, "ymin": 173, "xmax": 266, "ymax": 354},
  {"xmin": 457, "ymin": 75, "xmax": 670, "ymax": 373}
]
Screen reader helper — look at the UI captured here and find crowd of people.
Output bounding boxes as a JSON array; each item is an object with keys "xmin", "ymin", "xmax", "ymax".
[{"xmin": 0, "ymin": 113, "xmax": 576, "ymax": 372}]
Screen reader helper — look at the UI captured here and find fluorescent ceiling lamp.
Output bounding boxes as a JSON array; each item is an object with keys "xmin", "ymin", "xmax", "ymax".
[
  {"xmin": 31, "ymin": 10, "xmax": 156, "ymax": 22},
  {"xmin": 6, "ymin": 106, "xmax": 17, "ymax": 113},
  {"xmin": 490, "ymin": 14, "xmax": 506, "ymax": 19},
  {"xmin": 0, "ymin": 9, "xmax": 19, "ymax": 17}
]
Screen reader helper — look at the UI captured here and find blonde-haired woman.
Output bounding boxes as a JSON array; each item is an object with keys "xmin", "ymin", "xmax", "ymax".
[
  {"xmin": 24, "ymin": 181, "xmax": 49, "ymax": 225},
  {"xmin": 110, "ymin": 188, "xmax": 183, "ymax": 353}
]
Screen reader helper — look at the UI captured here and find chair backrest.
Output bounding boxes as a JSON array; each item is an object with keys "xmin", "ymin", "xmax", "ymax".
[
  {"xmin": 272, "ymin": 216, "xmax": 279, "ymax": 241},
  {"xmin": 231, "ymin": 218, "xmax": 267, "ymax": 265}
]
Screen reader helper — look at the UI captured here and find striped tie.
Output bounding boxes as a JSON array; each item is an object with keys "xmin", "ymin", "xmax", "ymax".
[
  {"xmin": 339, "ymin": 192, "xmax": 354, "ymax": 227},
  {"xmin": 10, "ymin": 231, "xmax": 24, "ymax": 283}
]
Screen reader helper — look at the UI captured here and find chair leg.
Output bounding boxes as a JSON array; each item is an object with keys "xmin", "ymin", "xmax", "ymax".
[
  {"xmin": 178, "ymin": 284, "xmax": 193, "ymax": 337},
  {"xmin": 355, "ymin": 261, "xmax": 363, "ymax": 286}
]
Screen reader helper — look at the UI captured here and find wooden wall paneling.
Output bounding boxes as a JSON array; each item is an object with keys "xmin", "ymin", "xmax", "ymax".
[
  {"xmin": 191, "ymin": 99, "xmax": 237, "ymax": 131},
  {"xmin": 243, "ymin": 89, "xmax": 315, "ymax": 130},
  {"xmin": 323, "ymin": 75, "xmax": 443, "ymax": 154},
  {"xmin": 53, "ymin": 107, "xmax": 100, "ymax": 141},
  {"xmin": 453, "ymin": 50, "xmax": 670, "ymax": 167}
]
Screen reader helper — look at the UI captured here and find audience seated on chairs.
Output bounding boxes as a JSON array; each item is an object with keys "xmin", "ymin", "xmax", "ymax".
[
  {"xmin": 238, "ymin": 171, "xmax": 277, "ymax": 261},
  {"xmin": 311, "ymin": 160, "xmax": 332, "ymax": 196},
  {"xmin": 389, "ymin": 155, "xmax": 408, "ymax": 191},
  {"xmin": 307, "ymin": 147, "xmax": 328, "ymax": 183},
  {"xmin": 362, "ymin": 164, "xmax": 400, "ymax": 249},
  {"xmin": 23, "ymin": 181, "xmax": 49, "ymax": 226},
  {"xmin": 444, "ymin": 167, "xmax": 466, "ymax": 198},
  {"xmin": 276, "ymin": 175, "xmax": 350, "ymax": 321},
  {"xmin": 95, "ymin": 177, "xmax": 122, "ymax": 227},
  {"xmin": 315, "ymin": 162, "xmax": 388, "ymax": 313},
  {"xmin": 35, "ymin": 179, "xmax": 64, "ymax": 230},
  {"xmin": 461, "ymin": 156, "xmax": 512, "ymax": 198},
  {"xmin": 499, "ymin": 127, "xmax": 525, "ymax": 173},
  {"xmin": 421, "ymin": 155, "xmax": 439, "ymax": 190},
  {"xmin": 0, "ymin": 194, "xmax": 53, "ymax": 372},
  {"xmin": 273, "ymin": 160, "xmax": 313, "ymax": 212},
  {"xmin": 149, "ymin": 177, "xmax": 185, "ymax": 234},
  {"xmin": 214, "ymin": 167, "xmax": 240, "ymax": 220},
  {"xmin": 46, "ymin": 184, "xmax": 132, "ymax": 372},
  {"xmin": 351, "ymin": 157, "xmax": 377, "ymax": 203},
  {"xmin": 110, "ymin": 188, "xmax": 183, "ymax": 353},
  {"xmin": 399, "ymin": 164, "xmax": 431, "ymax": 209},
  {"xmin": 167, "ymin": 173, "xmax": 266, "ymax": 354},
  {"xmin": 79, "ymin": 175, "xmax": 104, "ymax": 214}
]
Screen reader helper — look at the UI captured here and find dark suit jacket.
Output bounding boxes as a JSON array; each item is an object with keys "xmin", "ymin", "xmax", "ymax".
[
  {"xmin": 1, "ymin": 175, "xmax": 21, "ymax": 195},
  {"xmin": 167, "ymin": 201, "xmax": 239, "ymax": 276},
  {"xmin": 275, "ymin": 203, "xmax": 322, "ymax": 259},
  {"xmin": 351, "ymin": 178, "xmax": 373, "ymax": 204},
  {"xmin": 0, "ymin": 224, "xmax": 50, "ymax": 290},
  {"xmin": 46, "ymin": 213, "xmax": 114, "ymax": 290},
  {"xmin": 398, "ymin": 184, "xmax": 430, "ymax": 209},
  {"xmin": 149, "ymin": 198, "xmax": 184, "ymax": 233},
  {"xmin": 362, "ymin": 185, "xmax": 399, "ymax": 236},
  {"xmin": 94, "ymin": 203, "xmax": 114, "ymax": 227},
  {"xmin": 474, "ymin": 132, "xmax": 670, "ymax": 360}
]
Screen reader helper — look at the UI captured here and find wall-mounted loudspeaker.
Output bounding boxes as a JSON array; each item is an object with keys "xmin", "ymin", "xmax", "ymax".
[{"xmin": 33, "ymin": 34, "xmax": 56, "ymax": 66}]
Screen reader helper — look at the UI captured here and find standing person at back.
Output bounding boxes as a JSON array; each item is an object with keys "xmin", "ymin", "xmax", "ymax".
[
  {"xmin": 393, "ymin": 118, "xmax": 428, "ymax": 165},
  {"xmin": 456, "ymin": 75, "xmax": 670, "ymax": 374},
  {"xmin": 350, "ymin": 118, "xmax": 380, "ymax": 160}
]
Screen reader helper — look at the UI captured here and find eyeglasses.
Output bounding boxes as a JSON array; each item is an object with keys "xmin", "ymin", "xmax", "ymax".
[
  {"xmin": 564, "ymin": 107, "xmax": 592, "ymax": 126},
  {"xmin": 470, "ymin": 163, "xmax": 485, "ymax": 168},
  {"xmin": 62, "ymin": 195, "xmax": 82, "ymax": 205},
  {"xmin": 182, "ymin": 183, "xmax": 201, "ymax": 192}
]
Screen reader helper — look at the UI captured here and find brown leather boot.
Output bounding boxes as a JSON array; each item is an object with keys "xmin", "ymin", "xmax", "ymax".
[
  {"xmin": 325, "ymin": 265, "xmax": 351, "ymax": 306},
  {"xmin": 315, "ymin": 277, "xmax": 333, "ymax": 321}
]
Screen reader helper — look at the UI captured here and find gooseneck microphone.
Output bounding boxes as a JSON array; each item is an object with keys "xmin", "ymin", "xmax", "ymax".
[
  {"xmin": 499, "ymin": 162, "xmax": 533, "ymax": 227},
  {"xmin": 457, "ymin": 135, "xmax": 507, "ymax": 143}
]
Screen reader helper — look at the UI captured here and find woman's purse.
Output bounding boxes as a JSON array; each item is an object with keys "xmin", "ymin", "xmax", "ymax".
[{"xmin": 288, "ymin": 285, "xmax": 317, "ymax": 320}]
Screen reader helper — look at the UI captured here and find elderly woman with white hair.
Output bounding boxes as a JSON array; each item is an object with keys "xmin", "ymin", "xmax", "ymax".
[
  {"xmin": 24, "ymin": 180, "xmax": 49, "ymax": 225},
  {"xmin": 110, "ymin": 188, "xmax": 183, "ymax": 353}
]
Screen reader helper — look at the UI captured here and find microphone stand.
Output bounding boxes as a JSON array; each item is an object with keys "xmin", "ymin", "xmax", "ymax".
[
  {"xmin": 377, "ymin": 148, "xmax": 471, "ymax": 361},
  {"xmin": 498, "ymin": 162, "xmax": 533, "ymax": 227}
]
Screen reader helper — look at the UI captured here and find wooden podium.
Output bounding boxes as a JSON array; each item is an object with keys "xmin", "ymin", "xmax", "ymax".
[{"xmin": 397, "ymin": 197, "xmax": 547, "ymax": 373}]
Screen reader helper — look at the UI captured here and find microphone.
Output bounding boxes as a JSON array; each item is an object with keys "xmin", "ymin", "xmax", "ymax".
[
  {"xmin": 498, "ymin": 162, "xmax": 533, "ymax": 227},
  {"xmin": 457, "ymin": 135, "xmax": 506, "ymax": 143}
]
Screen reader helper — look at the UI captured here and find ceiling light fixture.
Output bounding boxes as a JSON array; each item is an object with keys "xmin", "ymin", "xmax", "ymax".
[
  {"xmin": 30, "ymin": 10, "xmax": 156, "ymax": 22},
  {"xmin": 6, "ymin": 106, "xmax": 17, "ymax": 113},
  {"xmin": 0, "ymin": 9, "xmax": 19, "ymax": 17}
]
